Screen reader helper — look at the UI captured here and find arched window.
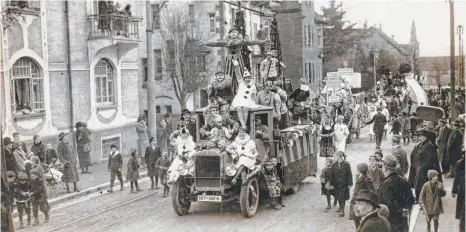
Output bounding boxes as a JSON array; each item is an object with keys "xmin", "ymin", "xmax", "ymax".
[
  {"xmin": 10, "ymin": 58, "xmax": 44, "ymax": 113},
  {"xmin": 94, "ymin": 59, "xmax": 115, "ymax": 105}
]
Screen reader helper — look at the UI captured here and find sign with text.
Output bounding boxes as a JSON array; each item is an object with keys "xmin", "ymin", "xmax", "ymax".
[
  {"xmin": 338, "ymin": 68, "xmax": 354, "ymax": 75},
  {"xmin": 328, "ymin": 95, "xmax": 341, "ymax": 103},
  {"xmin": 327, "ymin": 72, "xmax": 338, "ymax": 78}
]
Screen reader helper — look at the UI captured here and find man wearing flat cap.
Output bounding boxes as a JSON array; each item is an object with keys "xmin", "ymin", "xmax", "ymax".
[
  {"xmin": 409, "ymin": 129, "xmax": 442, "ymax": 203},
  {"xmin": 354, "ymin": 190, "xmax": 391, "ymax": 232},
  {"xmin": 379, "ymin": 154, "xmax": 414, "ymax": 232},
  {"xmin": 436, "ymin": 117, "xmax": 452, "ymax": 174}
]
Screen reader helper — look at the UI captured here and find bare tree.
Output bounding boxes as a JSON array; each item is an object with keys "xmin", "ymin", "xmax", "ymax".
[{"xmin": 159, "ymin": 7, "xmax": 211, "ymax": 109}]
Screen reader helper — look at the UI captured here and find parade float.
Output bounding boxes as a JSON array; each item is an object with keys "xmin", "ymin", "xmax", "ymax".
[{"xmin": 170, "ymin": 14, "xmax": 318, "ymax": 218}]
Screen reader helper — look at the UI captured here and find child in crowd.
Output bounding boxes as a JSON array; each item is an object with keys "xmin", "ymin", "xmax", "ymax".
[
  {"xmin": 156, "ymin": 148, "xmax": 171, "ymax": 197},
  {"xmin": 420, "ymin": 170, "xmax": 446, "ymax": 232},
  {"xmin": 127, "ymin": 149, "xmax": 142, "ymax": 193},
  {"xmin": 231, "ymin": 68, "xmax": 257, "ymax": 130},
  {"xmin": 107, "ymin": 144, "xmax": 123, "ymax": 193},
  {"xmin": 45, "ymin": 143, "xmax": 58, "ymax": 165},
  {"xmin": 320, "ymin": 157, "xmax": 336, "ymax": 210},
  {"xmin": 367, "ymin": 154, "xmax": 384, "ymax": 190},
  {"xmin": 29, "ymin": 169, "xmax": 50, "ymax": 225},
  {"xmin": 15, "ymin": 172, "xmax": 31, "ymax": 228}
]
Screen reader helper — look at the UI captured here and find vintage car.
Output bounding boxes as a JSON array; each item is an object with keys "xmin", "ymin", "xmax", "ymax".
[{"xmin": 171, "ymin": 106, "xmax": 318, "ymax": 218}]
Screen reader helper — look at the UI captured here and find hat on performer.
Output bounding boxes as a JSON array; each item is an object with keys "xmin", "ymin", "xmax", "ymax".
[
  {"xmin": 243, "ymin": 68, "xmax": 252, "ymax": 78},
  {"xmin": 427, "ymin": 169, "xmax": 439, "ymax": 179},
  {"xmin": 18, "ymin": 172, "xmax": 28, "ymax": 180},
  {"xmin": 181, "ymin": 109, "xmax": 192, "ymax": 115},
  {"xmin": 355, "ymin": 190, "xmax": 380, "ymax": 208},
  {"xmin": 228, "ymin": 27, "xmax": 239, "ymax": 34}
]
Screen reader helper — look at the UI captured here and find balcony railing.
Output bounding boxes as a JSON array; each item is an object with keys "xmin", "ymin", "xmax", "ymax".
[
  {"xmin": 89, "ymin": 14, "xmax": 141, "ymax": 40},
  {"xmin": 6, "ymin": 0, "xmax": 40, "ymax": 16}
]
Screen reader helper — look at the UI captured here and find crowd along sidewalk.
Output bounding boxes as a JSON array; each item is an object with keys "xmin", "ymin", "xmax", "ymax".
[{"xmin": 11, "ymin": 156, "xmax": 148, "ymax": 218}]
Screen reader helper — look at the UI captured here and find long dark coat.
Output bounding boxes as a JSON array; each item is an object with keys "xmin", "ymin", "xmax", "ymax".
[
  {"xmin": 408, "ymin": 140, "xmax": 442, "ymax": 194},
  {"xmin": 145, "ymin": 145, "xmax": 161, "ymax": 177},
  {"xmin": 357, "ymin": 212, "xmax": 391, "ymax": 232},
  {"xmin": 365, "ymin": 112, "xmax": 387, "ymax": 134},
  {"xmin": 437, "ymin": 126, "xmax": 452, "ymax": 166},
  {"xmin": 331, "ymin": 160, "xmax": 353, "ymax": 201},
  {"xmin": 378, "ymin": 173, "xmax": 414, "ymax": 232},
  {"xmin": 447, "ymin": 129, "xmax": 464, "ymax": 165},
  {"xmin": 452, "ymin": 158, "xmax": 465, "ymax": 220},
  {"xmin": 76, "ymin": 127, "xmax": 92, "ymax": 168},
  {"xmin": 349, "ymin": 174, "xmax": 375, "ymax": 220},
  {"xmin": 57, "ymin": 141, "xmax": 79, "ymax": 183}
]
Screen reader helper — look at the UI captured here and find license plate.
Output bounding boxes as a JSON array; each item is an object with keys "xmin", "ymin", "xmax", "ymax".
[{"xmin": 197, "ymin": 195, "xmax": 222, "ymax": 202}]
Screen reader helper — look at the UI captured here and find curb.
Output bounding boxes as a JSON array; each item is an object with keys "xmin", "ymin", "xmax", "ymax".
[{"xmin": 11, "ymin": 171, "xmax": 148, "ymax": 218}]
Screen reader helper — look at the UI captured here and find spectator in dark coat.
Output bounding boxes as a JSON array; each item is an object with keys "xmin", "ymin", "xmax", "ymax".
[
  {"xmin": 354, "ymin": 190, "xmax": 391, "ymax": 232},
  {"xmin": 44, "ymin": 144, "xmax": 58, "ymax": 165},
  {"xmin": 107, "ymin": 144, "xmax": 123, "ymax": 193},
  {"xmin": 30, "ymin": 135, "xmax": 46, "ymax": 164},
  {"xmin": 136, "ymin": 116, "xmax": 149, "ymax": 168},
  {"xmin": 76, "ymin": 122, "xmax": 92, "ymax": 174},
  {"xmin": 409, "ymin": 113, "xmax": 421, "ymax": 139},
  {"xmin": 446, "ymin": 119, "xmax": 464, "ymax": 178},
  {"xmin": 126, "ymin": 149, "xmax": 141, "ymax": 193},
  {"xmin": 378, "ymin": 154, "xmax": 414, "ymax": 232},
  {"xmin": 392, "ymin": 135, "xmax": 409, "ymax": 178},
  {"xmin": 408, "ymin": 130, "xmax": 442, "ymax": 203},
  {"xmin": 3, "ymin": 137, "xmax": 16, "ymax": 173},
  {"xmin": 156, "ymin": 148, "xmax": 171, "ymax": 197},
  {"xmin": 349, "ymin": 163, "xmax": 375, "ymax": 229},
  {"xmin": 57, "ymin": 132, "xmax": 79, "ymax": 193},
  {"xmin": 390, "ymin": 114, "xmax": 401, "ymax": 135},
  {"xmin": 436, "ymin": 118, "xmax": 452, "ymax": 174},
  {"xmin": 330, "ymin": 151, "xmax": 353, "ymax": 217},
  {"xmin": 145, "ymin": 137, "xmax": 161, "ymax": 189},
  {"xmin": 452, "ymin": 156, "xmax": 465, "ymax": 232},
  {"xmin": 365, "ymin": 108, "xmax": 388, "ymax": 149}
]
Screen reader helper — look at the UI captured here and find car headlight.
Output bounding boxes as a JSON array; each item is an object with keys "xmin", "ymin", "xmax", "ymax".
[
  {"xmin": 225, "ymin": 164, "xmax": 237, "ymax": 177},
  {"xmin": 178, "ymin": 164, "xmax": 189, "ymax": 176}
]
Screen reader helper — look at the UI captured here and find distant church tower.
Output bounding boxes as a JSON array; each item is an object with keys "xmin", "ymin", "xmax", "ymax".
[{"xmin": 410, "ymin": 20, "xmax": 420, "ymax": 80}]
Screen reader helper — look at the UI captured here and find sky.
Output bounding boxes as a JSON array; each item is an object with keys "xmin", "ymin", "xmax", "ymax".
[{"xmin": 314, "ymin": 0, "xmax": 466, "ymax": 57}]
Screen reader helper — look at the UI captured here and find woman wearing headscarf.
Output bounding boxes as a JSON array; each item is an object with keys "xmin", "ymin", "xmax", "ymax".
[{"xmin": 57, "ymin": 132, "xmax": 79, "ymax": 193}]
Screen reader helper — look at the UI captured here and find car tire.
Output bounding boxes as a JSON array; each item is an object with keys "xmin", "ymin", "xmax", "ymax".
[
  {"xmin": 172, "ymin": 179, "xmax": 191, "ymax": 216},
  {"xmin": 240, "ymin": 177, "xmax": 259, "ymax": 218}
]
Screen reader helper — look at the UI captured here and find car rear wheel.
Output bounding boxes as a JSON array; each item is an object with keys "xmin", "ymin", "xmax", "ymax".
[
  {"xmin": 172, "ymin": 179, "xmax": 191, "ymax": 216},
  {"xmin": 240, "ymin": 177, "xmax": 259, "ymax": 218}
]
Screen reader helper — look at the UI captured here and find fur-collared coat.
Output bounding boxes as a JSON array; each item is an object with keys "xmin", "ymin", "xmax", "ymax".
[
  {"xmin": 408, "ymin": 140, "xmax": 442, "ymax": 193},
  {"xmin": 420, "ymin": 181, "xmax": 446, "ymax": 215}
]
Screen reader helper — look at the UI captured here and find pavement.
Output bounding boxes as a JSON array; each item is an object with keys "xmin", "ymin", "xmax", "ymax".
[{"xmin": 10, "ymin": 125, "xmax": 463, "ymax": 232}]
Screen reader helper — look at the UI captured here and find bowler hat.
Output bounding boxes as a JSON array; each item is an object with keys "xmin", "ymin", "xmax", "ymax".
[
  {"xmin": 181, "ymin": 109, "xmax": 191, "ymax": 115},
  {"xmin": 355, "ymin": 190, "xmax": 380, "ymax": 208},
  {"xmin": 58, "ymin": 132, "xmax": 68, "ymax": 141},
  {"xmin": 383, "ymin": 154, "xmax": 397, "ymax": 170}
]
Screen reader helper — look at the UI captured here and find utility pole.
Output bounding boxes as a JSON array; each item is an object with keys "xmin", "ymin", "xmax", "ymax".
[
  {"xmin": 458, "ymin": 25, "xmax": 464, "ymax": 87},
  {"xmin": 449, "ymin": 0, "xmax": 456, "ymax": 121},
  {"xmin": 146, "ymin": 1, "xmax": 156, "ymax": 138}
]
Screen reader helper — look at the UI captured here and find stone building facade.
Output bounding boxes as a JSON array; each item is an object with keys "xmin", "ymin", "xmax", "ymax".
[{"xmin": 1, "ymin": 0, "xmax": 143, "ymax": 161}]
